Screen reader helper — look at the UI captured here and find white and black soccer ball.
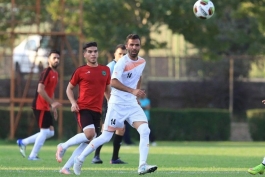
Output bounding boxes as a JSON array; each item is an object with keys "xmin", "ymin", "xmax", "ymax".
[{"xmin": 193, "ymin": 0, "xmax": 215, "ymax": 20}]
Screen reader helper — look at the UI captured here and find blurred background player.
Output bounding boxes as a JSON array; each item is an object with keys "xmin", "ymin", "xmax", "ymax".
[
  {"xmin": 16, "ymin": 50, "xmax": 61, "ymax": 160},
  {"xmin": 92, "ymin": 44, "xmax": 128, "ymax": 164}
]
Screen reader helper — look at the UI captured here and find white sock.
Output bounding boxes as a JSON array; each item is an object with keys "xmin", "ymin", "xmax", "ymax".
[
  {"xmin": 137, "ymin": 123, "xmax": 150, "ymax": 166},
  {"xmin": 29, "ymin": 128, "xmax": 50, "ymax": 158},
  {"xmin": 78, "ymin": 131, "xmax": 113, "ymax": 162},
  {"xmin": 63, "ymin": 143, "xmax": 88, "ymax": 169},
  {"xmin": 46, "ymin": 130, "xmax": 54, "ymax": 139},
  {"xmin": 22, "ymin": 133, "xmax": 40, "ymax": 145},
  {"xmin": 262, "ymin": 157, "xmax": 265, "ymax": 164},
  {"xmin": 22, "ymin": 130, "xmax": 54, "ymax": 145},
  {"xmin": 61, "ymin": 133, "xmax": 88, "ymax": 150}
]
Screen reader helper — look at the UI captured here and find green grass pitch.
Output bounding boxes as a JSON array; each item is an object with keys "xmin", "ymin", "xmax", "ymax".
[{"xmin": 0, "ymin": 140, "xmax": 263, "ymax": 176}]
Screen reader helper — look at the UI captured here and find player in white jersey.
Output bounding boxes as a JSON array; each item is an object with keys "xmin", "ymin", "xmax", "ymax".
[
  {"xmin": 91, "ymin": 44, "xmax": 127, "ymax": 164},
  {"xmin": 73, "ymin": 34, "xmax": 158, "ymax": 175}
]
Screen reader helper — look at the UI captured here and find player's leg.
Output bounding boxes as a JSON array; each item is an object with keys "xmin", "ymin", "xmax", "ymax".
[
  {"xmin": 73, "ymin": 105, "xmax": 120, "ymax": 175},
  {"xmin": 123, "ymin": 121, "xmax": 134, "ymax": 145},
  {"xmin": 92, "ymin": 128, "xmax": 103, "ymax": 164},
  {"xmin": 17, "ymin": 132, "xmax": 39, "ymax": 158},
  {"xmin": 110, "ymin": 127, "xmax": 127, "ymax": 164},
  {"xmin": 28, "ymin": 110, "xmax": 53, "ymax": 160},
  {"xmin": 92, "ymin": 99, "xmax": 107, "ymax": 164},
  {"xmin": 73, "ymin": 130, "xmax": 114, "ymax": 175},
  {"xmin": 129, "ymin": 105, "xmax": 157, "ymax": 174},
  {"xmin": 59, "ymin": 143, "xmax": 88, "ymax": 175},
  {"xmin": 56, "ymin": 110, "xmax": 93, "ymax": 163}
]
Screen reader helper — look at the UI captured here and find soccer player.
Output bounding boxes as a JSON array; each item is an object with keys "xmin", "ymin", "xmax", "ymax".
[
  {"xmin": 16, "ymin": 50, "xmax": 61, "ymax": 160},
  {"xmin": 92, "ymin": 44, "xmax": 127, "ymax": 164},
  {"xmin": 73, "ymin": 34, "xmax": 158, "ymax": 175},
  {"xmin": 56, "ymin": 42, "xmax": 111, "ymax": 175}
]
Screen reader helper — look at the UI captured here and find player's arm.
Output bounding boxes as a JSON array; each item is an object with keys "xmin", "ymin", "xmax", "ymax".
[
  {"xmin": 37, "ymin": 83, "xmax": 61, "ymax": 109},
  {"xmin": 111, "ymin": 78, "xmax": 145, "ymax": 97},
  {"xmin": 104, "ymin": 84, "xmax": 111, "ymax": 101},
  {"xmin": 66, "ymin": 82, "xmax": 79, "ymax": 112}
]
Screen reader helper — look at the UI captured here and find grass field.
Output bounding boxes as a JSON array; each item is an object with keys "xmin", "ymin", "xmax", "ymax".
[{"xmin": 0, "ymin": 140, "xmax": 263, "ymax": 177}]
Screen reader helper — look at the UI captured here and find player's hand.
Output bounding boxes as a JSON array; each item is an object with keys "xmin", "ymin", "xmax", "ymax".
[
  {"xmin": 71, "ymin": 103, "xmax": 79, "ymax": 112},
  {"xmin": 262, "ymin": 100, "xmax": 265, "ymax": 104},
  {"xmin": 132, "ymin": 89, "xmax": 146, "ymax": 97},
  {"xmin": 51, "ymin": 101, "xmax": 62, "ymax": 109}
]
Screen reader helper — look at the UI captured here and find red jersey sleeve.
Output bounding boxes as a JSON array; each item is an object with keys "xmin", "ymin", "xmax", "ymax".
[
  {"xmin": 106, "ymin": 67, "xmax": 111, "ymax": 86},
  {"xmin": 70, "ymin": 68, "xmax": 80, "ymax": 86}
]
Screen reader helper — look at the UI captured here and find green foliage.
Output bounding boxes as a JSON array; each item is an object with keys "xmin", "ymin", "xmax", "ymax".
[
  {"xmin": 139, "ymin": 0, "xmax": 265, "ymax": 57},
  {"xmin": 2, "ymin": 0, "xmax": 265, "ymax": 60},
  {"xmin": 129, "ymin": 108, "xmax": 230, "ymax": 141},
  {"xmin": 247, "ymin": 109, "xmax": 265, "ymax": 141}
]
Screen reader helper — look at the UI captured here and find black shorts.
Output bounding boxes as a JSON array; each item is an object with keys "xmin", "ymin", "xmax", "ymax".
[
  {"xmin": 33, "ymin": 109, "xmax": 53, "ymax": 129},
  {"xmin": 101, "ymin": 97, "xmax": 108, "ymax": 122},
  {"xmin": 74, "ymin": 109, "xmax": 101, "ymax": 135}
]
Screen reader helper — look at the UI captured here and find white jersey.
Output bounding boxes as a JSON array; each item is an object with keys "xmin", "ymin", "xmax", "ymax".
[{"xmin": 109, "ymin": 54, "xmax": 146, "ymax": 105}]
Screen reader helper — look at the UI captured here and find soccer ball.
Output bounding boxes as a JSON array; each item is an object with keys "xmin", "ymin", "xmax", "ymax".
[{"xmin": 193, "ymin": 0, "xmax": 215, "ymax": 20}]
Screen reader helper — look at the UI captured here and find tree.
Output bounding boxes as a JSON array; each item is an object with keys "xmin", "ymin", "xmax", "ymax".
[{"xmin": 46, "ymin": 0, "xmax": 166, "ymax": 61}]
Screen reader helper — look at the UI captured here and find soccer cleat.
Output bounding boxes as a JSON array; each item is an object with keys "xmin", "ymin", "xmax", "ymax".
[
  {"xmin": 59, "ymin": 168, "xmax": 71, "ymax": 175},
  {"xmin": 73, "ymin": 156, "xmax": 83, "ymax": 175},
  {"xmin": 56, "ymin": 143, "xmax": 66, "ymax": 163},
  {"xmin": 91, "ymin": 155, "xmax": 103, "ymax": 164},
  {"xmin": 248, "ymin": 164, "xmax": 265, "ymax": 175},
  {"xmin": 17, "ymin": 139, "xmax": 26, "ymax": 158},
  {"xmin": 138, "ymin": 163, "xmax": 157, "ymax": 175},
  {"xmin": 110, "ymin": 158, "xmax": 127, "ymax": 164},
  {"xmin": 28, "ymin": 156, "xmax": 40, "ymax": 161}
]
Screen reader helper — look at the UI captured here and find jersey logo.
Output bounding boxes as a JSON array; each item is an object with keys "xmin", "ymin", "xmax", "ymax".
[
  {"xmin": 102, "ymin": 71, "xmax": 106, "ymax": 76},
  {"xmin": 86, "ymin": 71, "xmax": 90, "ymax": 74},
  {"xmin": 127, "ymin": 72, "xmax": 132, "ymax": 78}
]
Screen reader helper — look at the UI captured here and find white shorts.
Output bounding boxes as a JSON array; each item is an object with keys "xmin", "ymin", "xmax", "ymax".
[{"xmin": 103, "ymin": 103, "xmax": 148, "ymax": 131}]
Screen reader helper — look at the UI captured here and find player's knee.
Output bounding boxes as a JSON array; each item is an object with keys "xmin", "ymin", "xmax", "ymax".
[
  {"xmin": 137, "ymin": 123, "xmax": 150, "ymax": 136},
  {"xmin": 85, "ymin": 132, "xmax": 96, "ymax": 140},
  {"xmin": 49, "ymin": 126, "xmax": 54, "ymax": 131}
]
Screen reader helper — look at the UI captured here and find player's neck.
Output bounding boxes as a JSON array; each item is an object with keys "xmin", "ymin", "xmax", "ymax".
[
  {"xmin": 128, "ymin": 56, "xmax": 138, "ymax": 61},
  {"xmin": 87, "ymin": 62, "xmax": 98, "ymax": 67}
]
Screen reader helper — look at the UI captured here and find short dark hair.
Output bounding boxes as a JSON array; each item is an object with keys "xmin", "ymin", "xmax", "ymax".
[
  {"xmin": 115, "ymin": 44, "xmax": 126, "ymax": 51},
  {"xmin": 48, "ymin": 49, "xmax": 60, "ymax": 57},
  {"xmin": 83, "ymin": 42, "xmax": 97, "ymax": 51},
  {"xmin": 125, "ymin": 34, "xmax": 141, "ymax": 44}
]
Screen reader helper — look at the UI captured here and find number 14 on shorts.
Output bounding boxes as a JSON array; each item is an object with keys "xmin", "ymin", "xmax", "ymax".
[{"xmin": 111, "ymin": 119, "xmax": 116, "ymax": 125}]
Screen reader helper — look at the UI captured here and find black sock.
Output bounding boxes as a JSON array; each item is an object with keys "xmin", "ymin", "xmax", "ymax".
[
  {"xmin": 94, "ymin": 145, "xmax": 103, "ymax": 157},
  {"xmin": 112, "ymin": 134, "xmax": 123, "ymax": 160}
]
